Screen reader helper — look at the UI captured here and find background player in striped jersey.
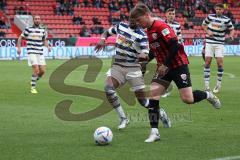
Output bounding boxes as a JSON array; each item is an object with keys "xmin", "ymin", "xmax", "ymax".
[
  {"xmin": 165, "ymin": 7, "xmax": 183, "ymax": 44},
  {"xmin": 202, "ymin": 3, "xmax": 235, "ymax": 93},
  {"xmin": 95, "ymin": 20, "xmax": 171, "ymax": 130},
  {"xmin": 162, "ymin": 7, "xmax": 183, "ymax": 97},
  {"xmin": 130, "ymin": 3, "xmax": 221, "ymax": 143},
  {"xmin": 17, "ymin": 15, "xmax": 50, "ymax": 94}
]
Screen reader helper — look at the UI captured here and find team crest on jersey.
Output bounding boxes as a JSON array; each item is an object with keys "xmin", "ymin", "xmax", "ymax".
[
  {"xmin": 180, "ymin": 74, "xmax": 187, "ymax": 80},
  {"xmin": 161, "ymin": 28, "xmax": 170, "ymax": 36},
  {"xmin": 152, "ymin": 33, "xmax": 157, "ymax": 40}
]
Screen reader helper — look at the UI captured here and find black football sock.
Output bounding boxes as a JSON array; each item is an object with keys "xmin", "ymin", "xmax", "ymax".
[
  {"xmin": 193, "ymin": 90, "xmax": 207, "ymax": 103},
  {"xmin": 148, "ymin": 99, "xmax": 160, "ymax": 128}
]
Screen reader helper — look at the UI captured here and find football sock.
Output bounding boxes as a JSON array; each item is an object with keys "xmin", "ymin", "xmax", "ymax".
[
  {"xmin": 193, "ymin": 90, "xmax": 207, "ymax": 103},
  {"xmin": 148, "ymin": 99, "xmax": 160, "ymax": 128},
  {"xmin": 105, "ymin": 85, "xmax": 126, "ymax": 119},
  {"xmin": 216, "ymin": 67, "xmax": 223, "ymax": 87},
  {"xmin": 31, "ymin": 74, "xmax": 38, "ymax": 88},
  {"xmin": 204, "ymin": 66, "xmax": 210, "ymax": 89},
  {"xmin": 115, "ymin": 106, "xmax": 127, "ymax": 119}
]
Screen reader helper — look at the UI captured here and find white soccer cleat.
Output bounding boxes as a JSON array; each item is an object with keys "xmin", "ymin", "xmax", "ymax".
[
  {"xmin": 118, "ymin": 118, "xmax": 129, "ymax": 130},
  {"xmin": 144, "ymin": 129, "xmax": 160, "ymax": 143},
  {"xmin": 207, "ymin": 92, "xmax": 221, "ymax": 109},
  {"xmin": 159, "ymin": 108, "xmax": 171, "ymax": 128},
  {"xmin": 213, "ymin": 85, "xmax": 221, "ymax": 93}
]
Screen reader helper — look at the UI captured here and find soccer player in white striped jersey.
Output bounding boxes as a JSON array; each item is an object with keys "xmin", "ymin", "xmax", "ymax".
[
  {"xmin": 17, "ymin": 15, "xmax": 51, "ymax": 94},
  {"xmin": 202, "ymin": 3, "xmax": 235, "ymax": 93},
  {"xmin": 95, "ymin": 19, "xmax": 171, "ymax": 130}
]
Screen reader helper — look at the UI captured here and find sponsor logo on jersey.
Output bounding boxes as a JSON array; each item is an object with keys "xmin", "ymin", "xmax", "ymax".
[{"xmin": 161, "ymin": 28, "xmax": 170, "ymax": 36}]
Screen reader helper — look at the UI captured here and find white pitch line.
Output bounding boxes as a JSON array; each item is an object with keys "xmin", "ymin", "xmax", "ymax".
[
  {"xmin": 224, "ymin": 72, "xmax": 236, "ymax": 79},
  {"xmin": 190, "ymin": 72, "xmax": 236, "ymax": 79},
  {"xmin": 211, "ymin": 155, "xmax": 240, "ymax": 160}
]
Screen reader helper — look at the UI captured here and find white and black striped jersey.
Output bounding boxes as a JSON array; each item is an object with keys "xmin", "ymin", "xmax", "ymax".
[
  {"xmin": 203, "ymin": 14, "xmax": 234, "ymax": 44},
  {"xmin": 21, "ymin": 25, "xmax": 47, "ymax": 55},
  {"xmin": 108, "ymin": 22, "xmax": 149, "ymax": 67},
  {"xmin": 165, "ymin": 20, "xmax": 182, "ymax": 43}
]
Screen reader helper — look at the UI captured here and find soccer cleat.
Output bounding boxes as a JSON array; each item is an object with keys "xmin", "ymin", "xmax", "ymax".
[
  {"xmin": 159, "ymin": 108, "xmax": 171, "ymax": 128},
  {"xmin": 207, "ymin": 92, "xmax": 221, "ymax": 109},
  {"xmin": 30, "ymin": 87, "xmax": 38, "ymax": 94},
  {"xmin": 118, "ymin": 118, "xmax": 129, "ymax": 130},
  {"xmin": 213, "ymin": 85, "xmax": 221, "ymax": 93},
  {"xmin": 144, "ymin": 129, "xmax": 160, "ymax": 143}
]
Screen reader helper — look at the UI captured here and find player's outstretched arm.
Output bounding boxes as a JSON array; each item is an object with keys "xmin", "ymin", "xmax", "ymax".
[{"xmin": 94, "ymin": 29, "xmax": 111, "ymax": 53}]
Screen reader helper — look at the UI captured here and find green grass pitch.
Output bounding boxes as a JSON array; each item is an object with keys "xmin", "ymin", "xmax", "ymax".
[{"xmin": 0, "ymin": 57, "xmax": 240, "ymax": 160}]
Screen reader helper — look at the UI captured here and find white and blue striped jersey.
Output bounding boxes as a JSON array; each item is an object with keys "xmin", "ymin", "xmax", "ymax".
[
  {"xmin": 203, "ymin": 14, "xmax": 234, "ymax": 44},
  {"xmin": 108, "ymin": 22, "xmax": 149, "ymax": 67},
  {"xmin": 165, "ymin": 20, "xmax": 182, "ymax": 43},
  {"xmin": 21, "ymin": 25, "xmax": 47, "ymax": 55}
]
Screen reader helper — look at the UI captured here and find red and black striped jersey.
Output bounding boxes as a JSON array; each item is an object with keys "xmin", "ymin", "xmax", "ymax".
[{"xmin": 147, "ymin": 20, "xmax": 189, "ymax": 69}]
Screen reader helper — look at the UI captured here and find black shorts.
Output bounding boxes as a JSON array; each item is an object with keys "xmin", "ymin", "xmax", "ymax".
[{"xmin": 151, "ymin": 65, "xmax": 192, "ymax": 89}]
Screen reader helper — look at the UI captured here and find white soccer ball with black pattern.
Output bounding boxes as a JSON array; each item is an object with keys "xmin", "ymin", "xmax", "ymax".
[{"xmin": 94, "ymin": 126, "xmax": 113, "ymax": 145}]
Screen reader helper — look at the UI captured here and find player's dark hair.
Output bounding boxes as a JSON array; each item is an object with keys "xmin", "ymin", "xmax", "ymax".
[
  {"xmin": 129, "ymin": 18, "xmax": 137, "ymax": 29},
  {"xmin": 214, "ymin": 3, "xmax": 224, "ymax": 9},
  {"xmin": 165, "ymin": 7, "xmax": 175, "ymax": 13}
]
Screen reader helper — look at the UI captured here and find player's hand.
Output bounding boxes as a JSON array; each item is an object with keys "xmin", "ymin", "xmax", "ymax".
[
  {"xmin": 17, "ymin": 47, "xmax": 21, "ymax": 55},
  {"xmin": 94, "ymin": 39, "xmax": 105, "ymax": 53},
  {"xmin": 138, "ymin": 53, "xmax": 148, "ymax": 62},
  {"xmin": 229, "ymin": 35, "xmax": 234, "ymax": 41},
  {"xmin": 139, "ymin": 61, "xmax": 148, "ymax": 76},
  {"xmin": 157, "ymin": 64, "xmax": 168, "ymax": 76}
]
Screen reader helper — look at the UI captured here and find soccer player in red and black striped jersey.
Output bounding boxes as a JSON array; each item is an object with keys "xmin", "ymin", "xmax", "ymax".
[{"xmin": 130, "ymin": 3, "xmax": 221, "ymax": 143}]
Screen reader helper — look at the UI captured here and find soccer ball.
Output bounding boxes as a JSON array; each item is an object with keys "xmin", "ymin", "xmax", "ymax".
[{"xmin": 94, "ymin": 126, "xmax": 113, "ymax": 145}]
